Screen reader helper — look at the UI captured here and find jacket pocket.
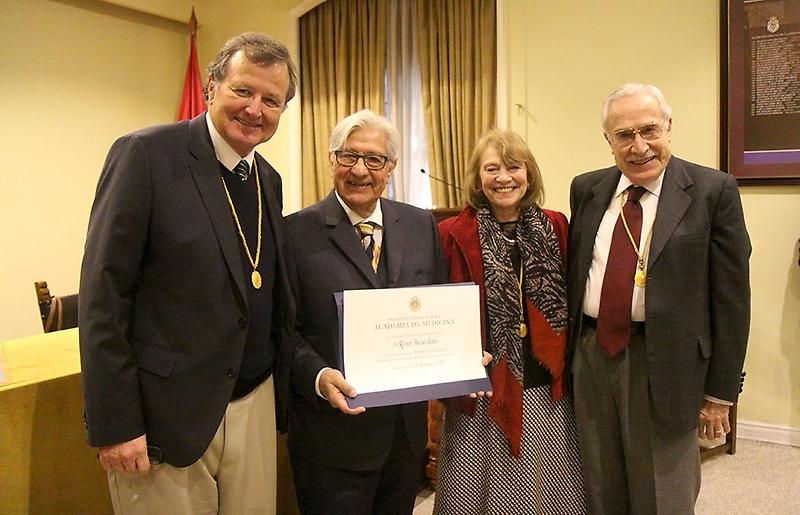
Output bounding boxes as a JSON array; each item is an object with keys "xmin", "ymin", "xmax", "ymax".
[
  {"xmin": 136, "ymin": 342, "xmax": 178, "ymax": 378},
  {"xmin": 698, "ymin": 335, "xmax": 712, "ymax": 359}
]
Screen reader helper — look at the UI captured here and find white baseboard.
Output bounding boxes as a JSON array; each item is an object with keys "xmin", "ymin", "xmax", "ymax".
[{"xmin": 737, "ymin": 419, "xmax": 800, "ymax": 447}]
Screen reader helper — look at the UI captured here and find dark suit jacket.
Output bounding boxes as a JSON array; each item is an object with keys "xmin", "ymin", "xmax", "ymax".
[
  {"xmin": 285, "ymin": 192, "xmax": 447, "ymax": 471},
  {"xmin": 567, "ymin": 156, "xmax": 751, "ymax": 433},
  {"xmin": 79, "ymin": 114, "xmax": 295, "ymax": 467}
]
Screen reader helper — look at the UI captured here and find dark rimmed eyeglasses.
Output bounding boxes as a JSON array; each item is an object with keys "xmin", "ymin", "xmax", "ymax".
[
  {"xmin": 610, "ymin": 122, "xmax": 667, "ymax": 147},
  {"xmin": 334, "ymin": 150, "xmax": 389, "ymax": 170}
]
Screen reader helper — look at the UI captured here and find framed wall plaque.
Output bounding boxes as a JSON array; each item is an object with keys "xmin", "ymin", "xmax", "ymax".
[{"xmin": 722, "ymin": 0, "xmax": 800, "ymax": 184}]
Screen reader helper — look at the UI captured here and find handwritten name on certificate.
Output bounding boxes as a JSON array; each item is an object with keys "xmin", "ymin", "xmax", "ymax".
[{"xmin": 338, "ymin": 283, "xmax": 491, "ymax": 408}]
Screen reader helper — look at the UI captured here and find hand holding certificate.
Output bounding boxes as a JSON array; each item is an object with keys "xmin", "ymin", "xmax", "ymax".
[{"xmin": 335, "ymin": 283, "xmax": 491, "ymax": 409}]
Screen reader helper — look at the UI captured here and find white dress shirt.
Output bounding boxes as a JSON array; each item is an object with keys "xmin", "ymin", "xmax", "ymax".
[
  {"xmin": 335, "ymin": 191, "xmax": 384, "ymax": 248},
  {"xmin": 206, "ymin": 113, "xmax": 255, "ymax": 172},
  {"xmin": 583, "ymin": 172, "xmax": 664, "ymax": 321}
]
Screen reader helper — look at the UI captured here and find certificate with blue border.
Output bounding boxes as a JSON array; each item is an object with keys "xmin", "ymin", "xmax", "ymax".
[{"xmin": 335, "ymin": 283, "xmax": 490, "ymax": 409}]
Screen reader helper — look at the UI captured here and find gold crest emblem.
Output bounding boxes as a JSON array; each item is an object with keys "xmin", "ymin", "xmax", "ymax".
[
  {"xmin": 767, "ymin": 16, "xmax": 779, "ymax": 34},
  {"xmin": 409, "ymin": 296, "xmax": 421, "ymax": 312}
]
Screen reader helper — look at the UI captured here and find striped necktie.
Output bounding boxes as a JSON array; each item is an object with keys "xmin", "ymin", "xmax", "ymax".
[
  {"xmin": 233, "ymin": 159, "xmax": 250, "ymax": 181},
  {"xmin": 356, "ymin": 221, "xmax": 380, "ymax": 272}
]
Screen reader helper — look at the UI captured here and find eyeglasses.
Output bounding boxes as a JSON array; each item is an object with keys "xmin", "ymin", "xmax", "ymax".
[
  {"xmin": 609, "ymin": 122, "xmax": 667, "ymax": 146},
  {"xmin": 334, "ymin": 150, "xmax": 389, "ymax": 170}
]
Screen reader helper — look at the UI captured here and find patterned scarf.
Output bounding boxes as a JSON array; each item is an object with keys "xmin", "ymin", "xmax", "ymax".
[{"xmin": 477, "ymin": 204, "xmax": 568, "ymax": 457}]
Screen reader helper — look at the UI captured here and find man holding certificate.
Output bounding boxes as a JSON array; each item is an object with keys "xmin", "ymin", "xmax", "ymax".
[{"xmin": 285, "ymin": 110, "xmax": 447, "ymax": 515}]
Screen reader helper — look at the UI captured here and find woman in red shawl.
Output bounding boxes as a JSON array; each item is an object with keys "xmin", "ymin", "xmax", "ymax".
[{"xmin": 433, "ymin": 129, "xmax": 586, "ymax": 514}]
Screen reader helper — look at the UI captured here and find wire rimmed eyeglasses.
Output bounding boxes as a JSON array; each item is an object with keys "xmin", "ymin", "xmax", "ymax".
[
  {"xmin": 610, "ymin": 122, "xmax": 667, "ymax": 147},
  {"xmin": 334, "ymin": 150, "xmax": 389, "ymax": 170}
]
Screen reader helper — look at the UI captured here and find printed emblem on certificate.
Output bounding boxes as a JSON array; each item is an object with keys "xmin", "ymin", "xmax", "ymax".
[{"xmin": 335, "ymin": 283, "xmax": 490, "ymax": 408}]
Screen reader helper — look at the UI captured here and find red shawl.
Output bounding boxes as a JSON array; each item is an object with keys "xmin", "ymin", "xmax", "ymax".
[{"xmin": 438, "ymin": 206, "xmax": 569, "ymax": 457}]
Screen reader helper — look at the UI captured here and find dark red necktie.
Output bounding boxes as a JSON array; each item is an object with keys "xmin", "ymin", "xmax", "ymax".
[{"xmin": 596, "ymin": 186, "xmax": 646, "ymax": 356}]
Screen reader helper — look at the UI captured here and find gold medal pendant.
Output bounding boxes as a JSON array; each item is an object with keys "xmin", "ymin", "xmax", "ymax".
[
  {"xmin": 222, "ymin": 161, "xmax": 264, "ymax": 292},
  {"xmin": 251, "ymin": 270, "xmax": 262, "ymax": 289},
  {"xmin": 634, "ymin": 269, "xmax": 646, "ymax": 288},
  {"xmin": 519, "ymin": 322, "xmax": 528, "ymax": 338}
]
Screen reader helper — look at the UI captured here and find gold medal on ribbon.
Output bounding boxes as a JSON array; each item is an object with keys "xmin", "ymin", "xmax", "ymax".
[
  {"xmin": 516, "ymin": 266, "xmax": 528, "ymax": 338},
  {"xmin": 221, "ymin": 161, "xmax": 264, "ymax": 291},
  {"xmin": 634, "ymin": 269, "xmax": 646, "ymax": 287},
  {"xmin": 251, "ymin": 270, "xmax": 262, "ymax": 289},
  {"xmin": 619, "ymin": 191, "xmax": 653, "ymax": 291}
]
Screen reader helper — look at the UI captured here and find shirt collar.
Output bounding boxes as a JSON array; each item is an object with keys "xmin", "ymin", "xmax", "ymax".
[
  {"xmin": 206, "ymin": 113, "xmax": 255, "ymax": 173},
  {"xmin": 614, "ymin": 168, "xmax": 665, "ymax": 200},
  {"xmin": 334, "ymin": 191, "xmax": 384, "ymax": 227}
]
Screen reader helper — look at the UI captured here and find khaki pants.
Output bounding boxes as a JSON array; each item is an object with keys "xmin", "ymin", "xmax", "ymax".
[{"xmin": 108, "ymin": 376, "xmax": 277, "ymax": 514}]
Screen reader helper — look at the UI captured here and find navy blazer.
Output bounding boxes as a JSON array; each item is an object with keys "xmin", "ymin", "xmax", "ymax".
[
  {"xmin": 79, "ymin": 114, "xmax": 296, "ymax": 467},
  {"xmin": 567, "ymin": 156, "xmax": 751, "ymax": 432},
  {"xmin": 285, "ymin": 192, "xmax": 447, "ymax": 470}
]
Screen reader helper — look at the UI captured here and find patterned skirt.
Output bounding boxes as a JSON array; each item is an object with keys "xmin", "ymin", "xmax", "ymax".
[{"xmin": 433, "ymin": 386, "xmax": 587, "ymax": 515}]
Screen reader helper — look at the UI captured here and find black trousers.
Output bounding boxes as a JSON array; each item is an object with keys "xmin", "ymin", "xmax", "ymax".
[{"xmin": 290, "ymin": 416, "xmax": 422, "ymax": 515}]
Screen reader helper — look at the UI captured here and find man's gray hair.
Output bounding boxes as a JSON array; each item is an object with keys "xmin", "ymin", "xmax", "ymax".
[
  {"xmin": 329, "ymin": 109, "xmax": 400, "ymax": 161},
  {"xmin": 207, "ymin": 32, "xmax": 298, "ymax": 105},
  {"xmin": 601, "ymin": 83, "xmax": 672, "ymax": 131}
]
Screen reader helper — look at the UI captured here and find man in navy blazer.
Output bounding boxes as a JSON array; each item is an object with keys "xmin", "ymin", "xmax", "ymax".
[
  {"xmin": 79, "ymin": 33, "xmax": 297, "ymax": 513},
  {"xmin": 285, "ymin": 110, "xmax": 447, "ymax": 515},
  {"xmin": 567, "ymin": 83, "xmax": 750, "ymax": 514}
]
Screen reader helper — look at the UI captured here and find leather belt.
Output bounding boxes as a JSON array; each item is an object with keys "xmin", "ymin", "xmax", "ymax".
[{"xmin": 582, "ymin": 314, "xmax": 645, "ymax": 336}]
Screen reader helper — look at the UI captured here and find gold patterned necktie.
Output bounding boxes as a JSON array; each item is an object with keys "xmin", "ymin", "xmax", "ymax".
[{"xmin": 356, "ymin": 221, "xmax": 380, "ymax": 272}]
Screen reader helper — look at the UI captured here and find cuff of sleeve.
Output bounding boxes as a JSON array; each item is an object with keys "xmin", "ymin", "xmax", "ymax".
[
  {"xmin": 315, "ymin": 367, "xmax": 332, "ymax": 399},
  {"xmin": 704, "ymin": 394, "xmax": 734, "ymax": 406}
]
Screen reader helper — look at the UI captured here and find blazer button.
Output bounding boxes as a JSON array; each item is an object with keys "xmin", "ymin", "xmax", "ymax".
[
  {"xmin": 238, "ymin": 317, "xmax": 248, "ymax": 328},
  {"xmin": 227, "ymin": 368, "xmax": 237, "ymax": 378}
]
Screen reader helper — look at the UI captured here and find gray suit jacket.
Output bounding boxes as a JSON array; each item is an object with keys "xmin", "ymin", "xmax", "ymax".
[
  {"xmin": 79, "ymin": 114, "xmax": 295, "ymax": 466},
  {"xmin": 567, "ymin": 156, "xmax": 751, "ymax": 432},
  {"xmin": 285, "ymin": 192, "xmax": 447, "ymax": 470}
]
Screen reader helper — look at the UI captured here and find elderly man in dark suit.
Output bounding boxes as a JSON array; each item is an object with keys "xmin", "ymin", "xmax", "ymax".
[
  {"xmin": 285, "ymin": 109, "xmax": 447, "ymax": 515},
  {"xmin": 79, "ymin": 33, "xmax": 297, "ymax": 513},
  {"xmin": 567, "ymin": 83, "xmax": 750, "ymax": 514}
]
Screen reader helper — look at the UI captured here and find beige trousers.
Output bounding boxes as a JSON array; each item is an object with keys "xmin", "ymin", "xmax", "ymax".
[{"xmin": 108, "ymin": 376, "xmax": 277, "ymax": 514}]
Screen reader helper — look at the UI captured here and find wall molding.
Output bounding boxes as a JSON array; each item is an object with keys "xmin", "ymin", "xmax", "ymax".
[{"xmin": 738, "ymin": 419, "xmax": 800, "ymax": 447}]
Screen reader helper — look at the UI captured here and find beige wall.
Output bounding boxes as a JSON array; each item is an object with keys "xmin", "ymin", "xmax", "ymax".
[
  {"xmin": 1, "ymin": 0, "xmax": 191, "ymax": 338},
  {"xmin": 0, "ymin": 0, "xmax": 303, "ymax": 340},
  {"xmin": 502, "ymin": 0, "xmax": 799, "ymax": 432},
  {"xmin": 2, "ymin": 0, "xmax": 797, "ymax": 433},
  {"xmin": 194, "ymin": 0, "xmax": 304, "ymax": 211}
]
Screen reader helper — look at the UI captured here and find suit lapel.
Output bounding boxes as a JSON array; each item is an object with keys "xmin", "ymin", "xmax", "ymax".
[
  {"xmin": 322, "ymin": 192, "xmax": 382, "ymax": 288},
  {"xmin": 381, "ymin": 199, "xmax": 403, "ymax": 287},
  {"xmin": 187, "ymin": 116, "xmax": 247, "ymax": 304},
  {"xmin": 257, "ymin": 154, "xmax": 284, "ymax": 264},
  {"xmin": 256, "ymin": 154, "xmax": 296, "ymax": 317},
  {"xmin": 649, "ymin": 158, "xmax": 692, "ymax": 269},
  {"xmin": 575, "ymin": 171, "xmax": 619, "ymax": 285}
]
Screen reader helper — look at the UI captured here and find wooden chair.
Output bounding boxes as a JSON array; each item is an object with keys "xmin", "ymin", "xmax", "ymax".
[
  {"xmin": 430, "ymin": 207, "xmax": 461, "ymax": 224},
  {"xmin": 35, "ymin": 281, "xmax": 79, "ymax": 333},
  {"xmin": 700, "ymin": 371, "xmax": 746, "ymax": 457}
]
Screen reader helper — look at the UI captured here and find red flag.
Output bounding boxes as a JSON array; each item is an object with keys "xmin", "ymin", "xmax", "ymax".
[{"xmin": 177, "ymin": 11, "xmax": 206, "ymax": 120}]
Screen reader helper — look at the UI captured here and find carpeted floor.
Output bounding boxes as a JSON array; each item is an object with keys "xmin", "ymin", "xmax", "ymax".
[{"xmin": 414, "ymin": 439, "xmax": 800, "ymax": 514}]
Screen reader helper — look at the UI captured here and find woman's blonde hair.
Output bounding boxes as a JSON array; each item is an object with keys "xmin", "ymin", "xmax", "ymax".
[{"xmin": 463, "ymin": 129, "xmax": 544, "ymax": 210}]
